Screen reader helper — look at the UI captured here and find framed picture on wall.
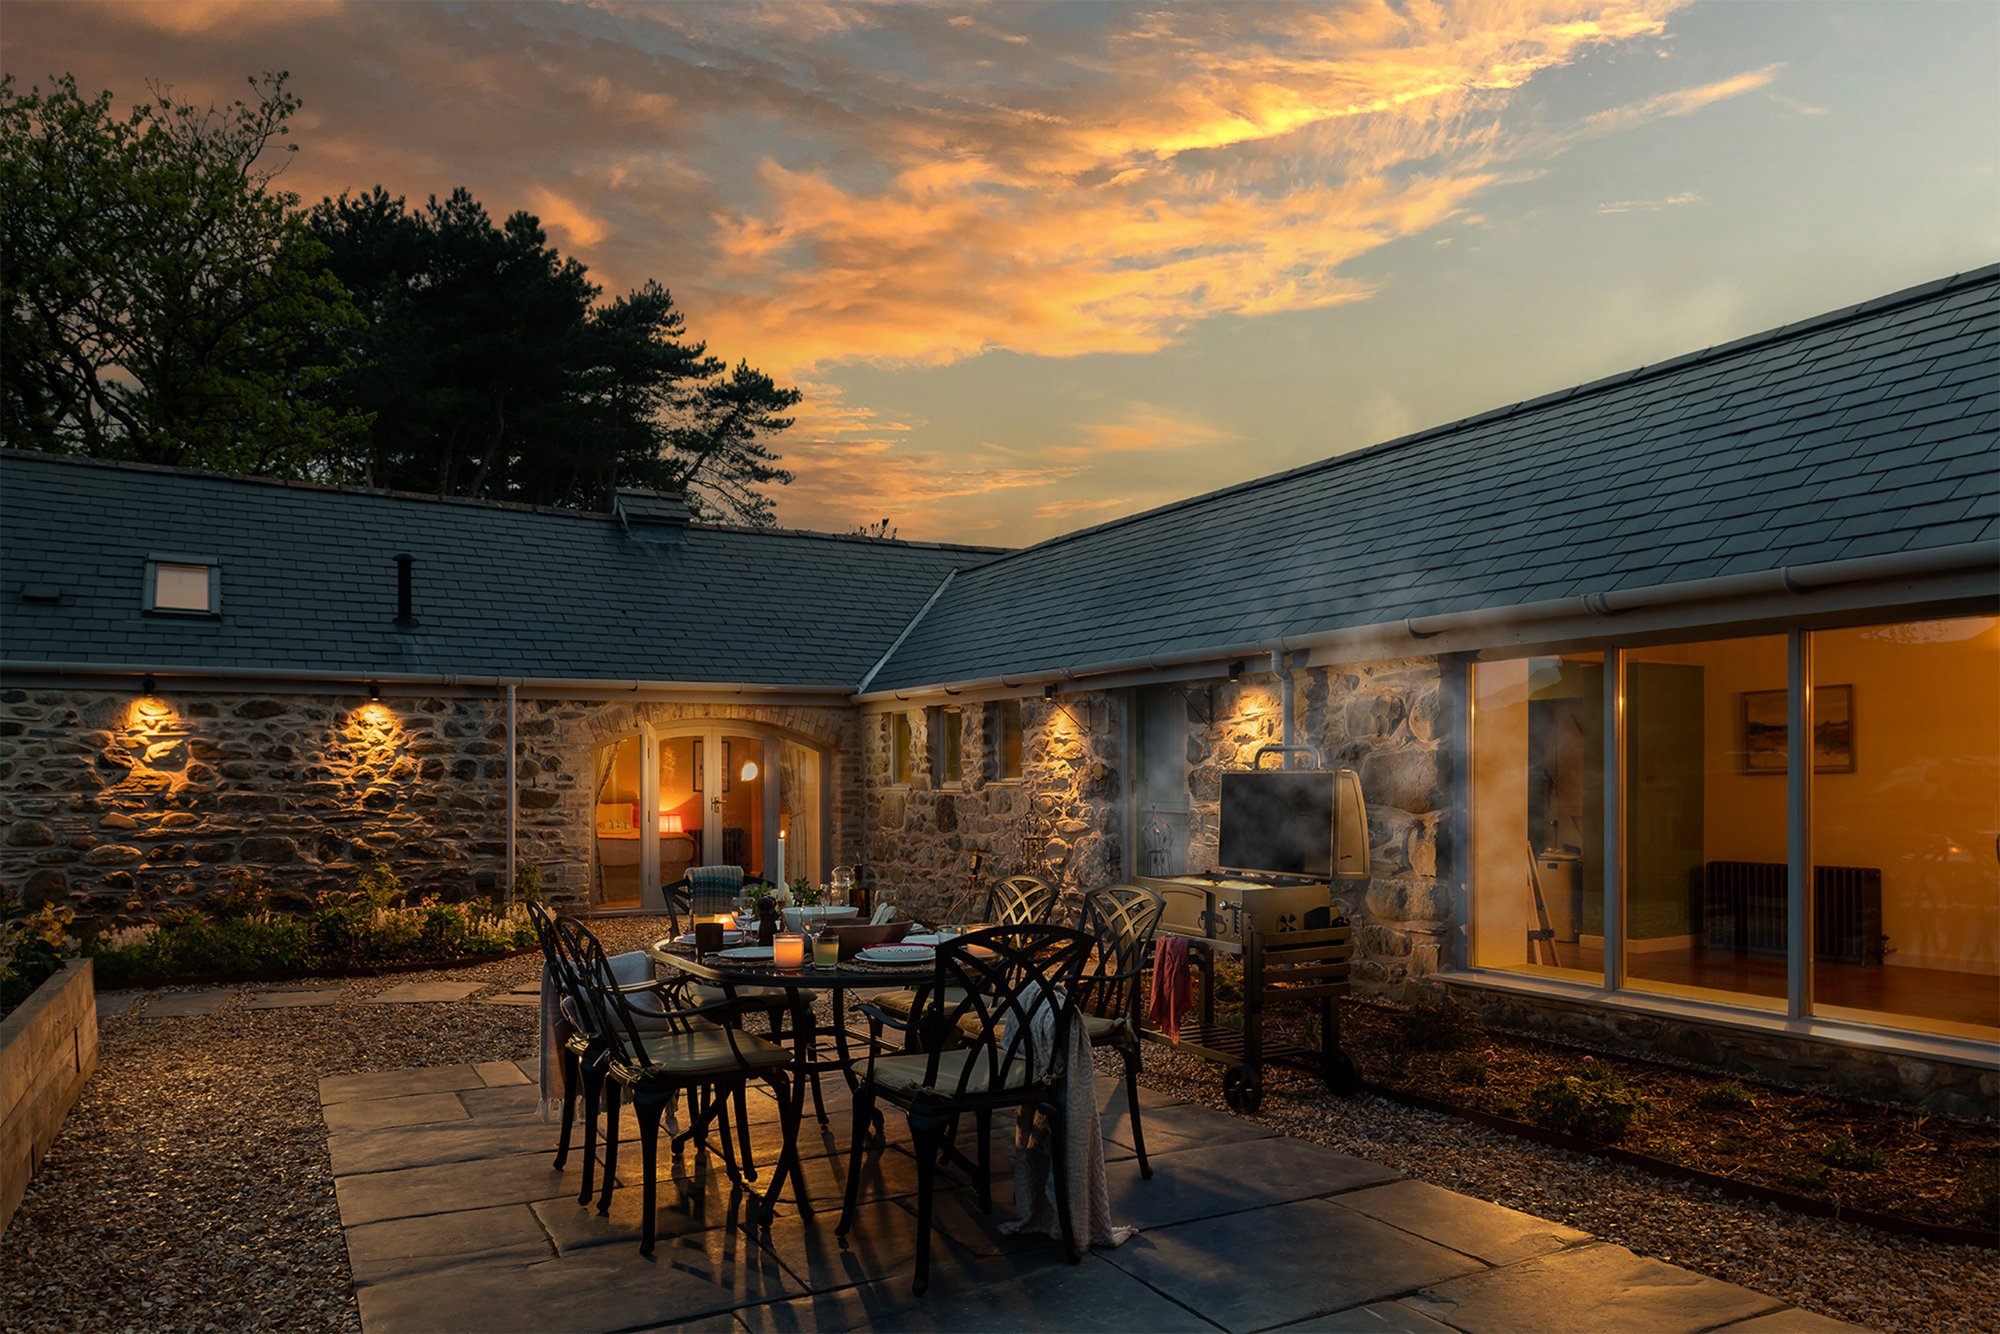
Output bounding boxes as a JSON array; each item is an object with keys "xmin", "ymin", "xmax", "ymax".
[{"xmin": 1741, "ymin": 685, "xmax": 1855, "ymax": 774}]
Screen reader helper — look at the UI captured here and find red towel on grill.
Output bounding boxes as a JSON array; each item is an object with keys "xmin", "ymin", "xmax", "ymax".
[{"xmin": 1147, "ymin": 935, "xmax": 1192, "ymax": 1044}]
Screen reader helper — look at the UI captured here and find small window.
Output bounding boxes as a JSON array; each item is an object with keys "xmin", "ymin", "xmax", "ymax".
[
  {"xmin": 145, "ymin": 557, "xmax": 219, "ymax": 615},
  {"xmin": 933, "ymin": 706, "xmax": 963, "ymax": 786},
  {"xmin": 890, "ymin": 712, "xmax": 915, "ymax": 786},
  {"xmin": 990, "ymin": 700, "xmax": 1023, "ymax": 780}
]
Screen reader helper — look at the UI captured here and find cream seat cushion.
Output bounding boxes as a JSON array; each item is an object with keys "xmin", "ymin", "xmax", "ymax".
[
  {"xmin": 620, "ymin": 1024, "xmax": 791, "ymax": 1078},
  {"xmin": 863, "ymin": 1047, "xmax": 1034, "ymax": 1097}
]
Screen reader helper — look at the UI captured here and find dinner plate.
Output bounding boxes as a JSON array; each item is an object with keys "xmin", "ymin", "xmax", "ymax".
[
  {"xmin": 900, "ymin": 933, "xmax": 942, "ymax": 946},
  {"xmin": 675, "ymin": 931, "xmax": 746, "ymax": 946},
  {"xmin": 715, "ymin": 945, "xmax": 775, "ymax": 961},
  {"xmin": 856, "ymin": 944, "xmax": 935, "ymax": 965}
]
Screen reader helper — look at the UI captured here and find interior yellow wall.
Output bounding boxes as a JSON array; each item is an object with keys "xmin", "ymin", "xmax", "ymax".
[
  {"xmin": 1470, "ymin": 660, "xmax": 1531, "ymax": 968},
  {"xmin": 1815, "ymin": 618, "xmax": 2000, "ymax": 974},
  {"xmin": 1639, "ymin": 621, "xmax": 1998, "ymax": 975}
]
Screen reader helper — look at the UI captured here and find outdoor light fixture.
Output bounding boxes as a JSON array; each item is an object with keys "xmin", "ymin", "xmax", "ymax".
[
  {"xmin": 1228, "ymin": 660, "xmax": 1244, "ymax": 683},
  {"xmin": 368, "ymin": 680, "xmax": 381, "ymax": 701},
  {"xmin": 1044, "ymin": 683, "xmax": 1058, "ymax": 699},
  {"xmin": 141, "ymin": 674, "xmax": 157, "ymax": 695}
]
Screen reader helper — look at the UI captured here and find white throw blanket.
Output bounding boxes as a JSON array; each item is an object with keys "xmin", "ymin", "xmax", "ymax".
[
  {"xmin": 999, "ymin": 985, "xmax": 1134, "ymax": 1250},
  {"xmin": 537, "ymin": 950, "xmax": 662, "ymax": 1120}
]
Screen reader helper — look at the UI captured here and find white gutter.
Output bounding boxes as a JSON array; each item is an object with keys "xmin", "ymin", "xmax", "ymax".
[{"xmin": 853, "ymin": 539, "xmax": 1998, "ymax": 703}]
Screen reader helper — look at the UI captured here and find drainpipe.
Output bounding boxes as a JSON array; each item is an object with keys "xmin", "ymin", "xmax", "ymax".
[
  {"xmin": 1272, "ymin": 648, "xmax": 1294, "ymax": 767},
  {"xmin": 505, "ymin": 681, "xmax": 518, "ymax": 902}
]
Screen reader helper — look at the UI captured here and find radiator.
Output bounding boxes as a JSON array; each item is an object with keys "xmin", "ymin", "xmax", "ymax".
[{"xmin": 1703, "ymin": 861, "xmax": 1884, "ymax": 965}]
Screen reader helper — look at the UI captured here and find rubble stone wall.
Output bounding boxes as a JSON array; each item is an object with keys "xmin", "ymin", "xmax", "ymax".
[{"xmin": 0, "ymin": 686, "xmax": 854, "ymax": 924}]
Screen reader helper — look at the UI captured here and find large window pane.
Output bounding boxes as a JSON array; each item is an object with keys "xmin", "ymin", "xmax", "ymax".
[
  {"xmin": 1469, "ymin": 654, "xmax": 1604, "ymax": 981},
  {"xmin": 1811, "ymin": 617, "xmax": 2000, "ymax": 1040},
  {"xmin": 719, "ymin": 733, "xmax": 766, "ymax": 877},
  {"xmin": 592, "ymin": 734, "xmax": 642, "ymax": 908},
  {"xmin": 1624, "ymin": 634, "xmax": 1788, "ymax": 1010},
  {"xmin": 656, "ymin": 736, "xmax": 699, "ymax": 884},
  {"xmin": 779, "ymin": 739, "xmax": 821, "ymax": 889},
  {"xmin": 1135, "ymin": 684, "xmax": 1190, "ymax": 876}
]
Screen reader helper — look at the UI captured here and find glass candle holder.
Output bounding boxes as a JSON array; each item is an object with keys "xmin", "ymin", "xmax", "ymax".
[{"xmin": 773, "ymin": 933, "xmax": 806, "ymax": 968}]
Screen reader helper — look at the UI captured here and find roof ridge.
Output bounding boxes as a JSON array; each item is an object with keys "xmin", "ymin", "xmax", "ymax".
[
  {"xmin": 951, "ymin": 262, "xmax": 2000, "ymax": 575},
  {"xmin": 0, "ymin": 448, "xmax": 1011, "ymax": 555}
]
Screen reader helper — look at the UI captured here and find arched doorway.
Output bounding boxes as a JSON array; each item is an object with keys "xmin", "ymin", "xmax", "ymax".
[{"xmin": 591, "ymin": 721, "xmax": 829, "ymax": 911}]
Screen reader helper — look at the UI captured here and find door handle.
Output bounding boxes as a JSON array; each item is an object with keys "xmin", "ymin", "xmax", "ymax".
[{"xmin": 711, "ymin": 797, "xmax": 723, "ymax": 813}]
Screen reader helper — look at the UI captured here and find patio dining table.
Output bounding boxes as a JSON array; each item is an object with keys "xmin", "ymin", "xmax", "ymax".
[{"xmin": 645, "ymin": 936, "xmax": 1125, "ymax": 1251}]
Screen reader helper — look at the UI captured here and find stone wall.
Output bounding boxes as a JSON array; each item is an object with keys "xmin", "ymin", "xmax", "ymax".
[
  {"xmin": 1446, "ymin": 982, "xmax": 1998, "ymax": 1120},
  {"xmin": 859, "ymin": 694, "xmax": 1125, "ymax": 922},
  {"xmin": 0, "ymin": 686, "xmax": 856, "ymax": 924}
]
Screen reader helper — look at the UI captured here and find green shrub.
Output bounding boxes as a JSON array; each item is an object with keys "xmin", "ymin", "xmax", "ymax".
[
  {"xmin": 356, "ymin": 857, "xmax": 405, "ymax": 911},
  {"xmin": 1819, "ymin": 1133, "xmax": 1886, "ymax": 1172},
  {"xmin": 208, "ymin": 868, "xmax": 271, "ymax": 920},
  {"xmin": 1695, "ymin": 1081, "xmax": 1758, "ymax": 1112},
  {"xmin": 1393, "ymin": 986, "xmax": 1483, "ymax": 1053},
  {"xmin": 0, "ymin": 898, "xmax": 77, "ymax": 1016},
  {"xmin": 514, "ymin": 860, "xmax": 544, "ymax": 902},
  {"xmin": 1525, "ymin": 1070, "xmax": 1648, "ymax": 1142}
]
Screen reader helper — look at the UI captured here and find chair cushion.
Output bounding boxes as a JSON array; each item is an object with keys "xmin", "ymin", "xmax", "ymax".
[
  {"xmin": 559, "ymin": 992, "xmax": 672, "ymax": 1035},
  {"xmin": 863, "ymin": 1047, "xmax": 1033, "ymax": 1097},
  {"xmin": 1082, "ymin": 1013, "xmax": 1124, "ymax": 1041},
  {"xmin": 863, "ymin": 986, "xmax": 967, "ymax": 1021},
  {"xmin": 624, "ymin": 1025, "xmax": 791, "ymax": 1077}
]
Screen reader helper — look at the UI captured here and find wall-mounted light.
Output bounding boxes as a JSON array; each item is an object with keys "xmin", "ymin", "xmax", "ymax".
[
  {"xmin": 740, "ymin": 759, "xmax": 759, "ymax": 782},
  {"xmin": 141, "ymin": 674, "xmax": 157, "ymax": 695},
  {"xmin": 1228, "ymin": 660, "xmax": 1244, "ymax": 683},
  {"xmin": 1044, "ymin": 682, "xmax": 1058, "ymax": 699},
  {"xmin": 368, "ymin": 680, "xmax": 381, "ymax": 701}
]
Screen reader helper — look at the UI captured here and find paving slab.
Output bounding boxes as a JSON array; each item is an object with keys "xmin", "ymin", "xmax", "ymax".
[
  {"xmin": 1717, "ymin": 1307, "xmax": 1864, "ymax": 1332},
  {"xmin": 1102, "ymin": 1097, "xmax": 1274, "ymax": 1158},
  {"xmin": 241, "ymin": 985, "xmax": 348, "ymax": 1010},
  {"xmin": 94, "ymin": 990, "xmax": 142, "ymax": 1017},
  {"xmin": 1108, "ymin": 1196, "xmax": 1480, "ymax": 1333},
  {"xmin": 1281, "ymin": 1299, "xmax": 1459, "ymax": 1332},
  {"xmin": 475, "ymin": 1060, "xmax": 530, "ymax": 1087},
  {"xmin": 1406, "ymin": 1241, "xmax": 1784, "ymax": 1334},
  {"xmin": 139, "ymin": 987, "xmax": 236, "ymax": 1018},
  {"xmin": 365, "ymin": 980, "xmax": 487, "ymax": 1004},
  {"xmin": 324, "ymin": 1091, "xmax": 473, "ymax": 1134},
  {"xmin": 337, "ymin": 1150, "xmax": 619, "ymax": 1227},
  {"xmin": 752, "ymin": 1249, "xmax": 1214, "ymax": 1331},
  {"xmin": 1332, "ymin": 1179, "xmax": 1589, "ymax": 1267},
  {"xmin": 457, "ymin": 1082, "xmax": 542, "ymax": 1118},
  {"xmin": 1105, "ymin": 1134, "xmax": 1402, "ymax": 1231},
  {"xmin": 355, "ymin": 1225, "xmax": 798, "ymax": 1333},
  {"xmin": 330, "ymin": 1116, "xmax": 615, "ymax": 1177},
  {"xmin": 322, "ymin": 1065, "xmax": 487, "ymax": 1105},
  {"xmin": 344, "ymin": 1202, "xmax": 553, "ymax": 1283},
  {"xmin": 476, "ymin": 991, "xmax": 542, "ymax": 1007}
]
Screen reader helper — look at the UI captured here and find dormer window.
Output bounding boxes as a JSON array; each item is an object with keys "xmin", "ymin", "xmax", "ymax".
[{"xmin": 146, "ymin": 557, "xmax": 219, "ymax": 616}]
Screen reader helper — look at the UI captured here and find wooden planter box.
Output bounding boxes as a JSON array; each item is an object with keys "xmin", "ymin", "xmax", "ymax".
[{"xmin": 0, "ymin": 958, "xmax": 98, "ymax": 1236}]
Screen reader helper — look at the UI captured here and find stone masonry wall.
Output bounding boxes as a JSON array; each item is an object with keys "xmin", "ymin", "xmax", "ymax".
[
  {"xmin": 860, "ymin": 694, "xmax": 1125, "ymax": 923},
  {"xmin": 0, "ymin": 686, "xmax": 856, "ymax": 925}
]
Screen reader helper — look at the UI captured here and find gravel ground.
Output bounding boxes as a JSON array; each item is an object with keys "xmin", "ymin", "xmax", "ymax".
[{"xmin": 1, "ymin": 919, "xmax": 1987, "ymax": 1333}]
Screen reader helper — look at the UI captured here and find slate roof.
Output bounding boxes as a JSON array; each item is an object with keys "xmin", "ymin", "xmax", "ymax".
[
  {"xmin": 0, "ymin": 453, "xmax": 997, "ymax": 688},
  {"xmin": 866, "ymin": 265, "xmax": 2000, "ymax": 693}
]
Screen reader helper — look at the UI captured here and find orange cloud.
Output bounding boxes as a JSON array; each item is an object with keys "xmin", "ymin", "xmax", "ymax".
[{"xmin": 527, "ymin": 186, "xmax": 610, "ymax": 249}]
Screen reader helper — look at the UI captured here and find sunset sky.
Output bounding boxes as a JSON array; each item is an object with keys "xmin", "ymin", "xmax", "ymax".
[{"xmin": 4, "ymin": 1, "xmax": 1995, "ymax": 543}]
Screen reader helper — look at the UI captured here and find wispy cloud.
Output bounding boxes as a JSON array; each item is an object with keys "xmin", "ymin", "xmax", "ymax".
[{"xmin": 1598, "ymin": 191, "xmax": 1704, "ymax": 214}]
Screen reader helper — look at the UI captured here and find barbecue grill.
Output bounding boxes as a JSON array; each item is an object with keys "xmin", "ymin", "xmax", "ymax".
[{"xmin": 1134, "ymin": 744, "xmax": 1366, "ymax": 1113}]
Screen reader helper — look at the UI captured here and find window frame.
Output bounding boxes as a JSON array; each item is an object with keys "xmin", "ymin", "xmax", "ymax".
[
  {"xmin": 889, "ymin": 711, "xmax": 916, "ymax": 787},
  {"xmin": 932, "ymin": 705, "xmax": 963, "ymax": 788},
  {"xmin": 144, "ymin": 554, "xmax": 222, "ymax": 617},
  {"xmin": 987, "ymin": 699, "xmax": 1024, "ymax": 782}
]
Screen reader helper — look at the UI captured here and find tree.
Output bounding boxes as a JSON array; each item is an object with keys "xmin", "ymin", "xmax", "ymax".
[
  {"xmin": 0, "ymin": 72, "xmax": 367, "ymax": 471},
  {"xmin": 310, "ymin": 190, "xmax": 800, "ymax": 521}
]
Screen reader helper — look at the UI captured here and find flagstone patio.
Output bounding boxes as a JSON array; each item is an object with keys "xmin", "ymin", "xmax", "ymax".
[{"xmin": 322, "ymin": 1061, "xmax": 1859, "ymax": 1333}]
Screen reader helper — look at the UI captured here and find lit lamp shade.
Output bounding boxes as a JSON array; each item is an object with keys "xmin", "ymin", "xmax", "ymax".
[{"xmin": 657, "ymin": 811, "xmax": 684, "ymax": 836}]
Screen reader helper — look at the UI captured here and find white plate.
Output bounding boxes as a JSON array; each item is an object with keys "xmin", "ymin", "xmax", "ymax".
[
  {"xmin": 716, "ymin": 945, "xmax": 775, "ymax": 961},
  {"xmin": 675, "ymin": 931, "xmax": 746, "ymax": 946},
  {"xmin": 856, "ymin": 944, "xmax": 936, "ymax": 965},
  {"xmin": 900, "ymin": 933, "xmax": 943, "ymax": 946}
]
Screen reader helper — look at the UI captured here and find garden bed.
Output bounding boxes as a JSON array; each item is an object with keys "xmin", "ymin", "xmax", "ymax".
[
  {"xmin": 1339, "ymin": 997, "xmax": 2000, "ymax": 1240},
  {"xmin": 91, "ymin": 945, "xmax": 540, "ymax": 992},
  {"xmin": 1, "ymin": 959, "xmax": 96, "ymax": 1234}
]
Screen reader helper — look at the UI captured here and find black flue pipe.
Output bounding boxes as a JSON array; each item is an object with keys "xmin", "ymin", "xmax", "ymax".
[{"xmin": 395, "ymin": 553, "xmax": 417, "ymax": 626}]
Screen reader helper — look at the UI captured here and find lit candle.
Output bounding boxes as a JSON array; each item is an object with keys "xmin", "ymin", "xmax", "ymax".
[{"xmin": 773, "ymin": 933, "xmax": 806, "ymax": 968}]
